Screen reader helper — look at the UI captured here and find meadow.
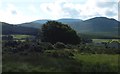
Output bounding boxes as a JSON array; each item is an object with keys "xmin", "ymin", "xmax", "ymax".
[
  {"xmin": 3, "ymin": 50, "xmax": 119, "ymax": 72},
  {"xmin": 11, "ymin": 34, "xmax": 31, "ymax": 39},
  {"xmin": 92, "ymin": 39, "xmax": 120, "ymax": 43}
]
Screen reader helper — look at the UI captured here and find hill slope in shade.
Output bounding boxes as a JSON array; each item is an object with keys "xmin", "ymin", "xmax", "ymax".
[{"xmin": 1, "ymin": 22, "xmax": 39, "ymax": 35}]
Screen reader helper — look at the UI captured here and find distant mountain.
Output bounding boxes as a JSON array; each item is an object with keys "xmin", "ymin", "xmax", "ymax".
[
  {"xmin": 17, "ymin": 22, "xmax": 42, "ymax": 29},
  {"xmin": 17, "ymin": 17, "xmax": 120, "ymax": 38},
  {"xmin": 1, "ymin": 22, "xmax": 39, "ymax": 35},
  {"xmin": 58, "ymin": 18, "xmax": 82, "ymax": 22},
  {"xmin": 18, "ymin": 19, "xmax": 82, "ymax": 29},
  {"xmin": 17, "ymin": 20, "xmax": 51, "ymax": 29},
  {"xmin": 1, "ymin": 17, "xmax": 120, "ymax": 38},
  {"xmin": 33, "ymin": 19, "xmax": 51, "ymax": 24},
  {"xmin": 79, "ymin": 17, "xmax": 119, "ymax": 37}
]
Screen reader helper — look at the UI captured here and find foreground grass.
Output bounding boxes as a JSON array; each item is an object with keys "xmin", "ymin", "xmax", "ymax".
[
  {"xmin": 73, "ymin": 54, "xmax": 119, "ymax": 72},
  {"xmin": 3, "ymin": 53, "xmax": 77, "ymax": 72},
  {"xmin": 74, "ymin": 54, "xmax": 118, "ymax": 66},
  {"xmin": 3, "ymin": 53, "xmax": 119, "ymax": 72}
]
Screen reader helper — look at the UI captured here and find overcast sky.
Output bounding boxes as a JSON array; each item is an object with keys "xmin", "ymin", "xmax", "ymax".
[{"xmin": 0, "ymin": 0, "xmax": 119, "ymax": 24}]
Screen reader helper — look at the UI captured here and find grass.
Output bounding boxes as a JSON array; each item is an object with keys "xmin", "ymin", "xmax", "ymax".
[
  {"xmin": 3, "ymin": 53, "xmax": 75, "ymax": 72},
  {"xmin": 12, "ymin": 34, "xmax": 31, "ymax": 39},
  {"xmin": 92, "ymin": 39, "xmax": 120, "ymax": 43},
  {"xmin": 2, "ymin": 34, "xmax": 32, "ymax": 41},
  {"xmin": 3, "ymin": 53, "xmax": 119, "ymax": 72},
  {"xmin": 3, "ymin": 62, "xmax": 59, "ymax": 72},
  {"xmin": 73, "ymin": 54, "xmax": 119, "ymax": 72},
  {"xmin": 73, "ymin": 54, "xmax": 119, "ymax": 66}
]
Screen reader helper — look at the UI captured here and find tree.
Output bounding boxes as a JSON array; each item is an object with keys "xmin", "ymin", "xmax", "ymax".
[{"xmin": 41, "ymin": 21, "xmax": 80, "ymax": 44}]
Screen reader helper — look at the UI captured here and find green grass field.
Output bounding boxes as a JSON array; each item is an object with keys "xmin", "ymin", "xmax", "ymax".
[
  {"xmin": 12, "ymin": 34, "xmax": 31, "ymax": 39},
  {"xmin": 3, "ymin": 53, "xmax": 119, "ymax": 72},
  {"xmin": 74, "ymin": 54, "xmax": 119, "ymax": 66},
  {"xmin": 92, "ymin": 39, "xmax": 120, "ymax": 43},
  {"xmin": 2, "ymin": 34, "xmax": 32, "ymax": 40}
]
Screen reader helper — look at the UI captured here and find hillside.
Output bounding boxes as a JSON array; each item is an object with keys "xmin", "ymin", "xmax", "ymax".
[
  {"xmin": 17, "ymin": 17, "xmax": 120, "ymax": 38},
  {"xmin": 1, "ymin": 22, "xmax": 39, "ymax": 35},
  {"xmin": 17, "ymin": 20, "xmax": 50, "ymax": 29}
]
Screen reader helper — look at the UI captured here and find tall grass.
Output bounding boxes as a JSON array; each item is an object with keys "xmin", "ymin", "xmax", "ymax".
[
  {"xmin": 73, "ymin": 54, "xmax": 119, "ymax": 72},
  {"xmin": 3, "ymin": 53, "xmax": 119, "ymax": 72}
]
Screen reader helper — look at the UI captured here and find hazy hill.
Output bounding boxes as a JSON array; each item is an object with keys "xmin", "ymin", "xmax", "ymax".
[
  {"xmin": 17, "ymin": 17, "xmax": 120, "ymax": 38},
  {"xmin": 17, "ymin": 20, "xmax": 51, "ymax": 29},
  {"xmin": 1, "ymin": 17, "xmax": 120, "ymax": 38},
  {"xmin": 1, "ymin": 22, "xmax": 39, "ymax": 35}
]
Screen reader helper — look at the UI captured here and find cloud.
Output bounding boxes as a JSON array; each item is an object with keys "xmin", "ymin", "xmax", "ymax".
[
  {"xmin": 6, "ymin": 4, "xmax": 19, "ymax": 15},
  {"xmin": 0, "ymin": 11, "xmax": 39, "ymax": 24},
  {"xmin": 0, "ymin": 0, "xmax": 3, "ymax": 9},
  {"xmin": 11, "ymin": 10, "xmax": 17, "ymax": 15},
  {"xmin": 40, "ymin": 0, "xmax": 81, "ymax": 19},
  {"xmin": 39, "ymin": 0, "xmax": 118, "ymax": 20},
  {"xmin": 0, "ymin": 0, "xmax": 118, "ymax": 24},
  {"xmin": 0, "ymin": 3, "xmax": 39, "ymax": 24},
  {"xmin": 97, "ymin": 2, "xmax": 116, "ymax": 8},
  {"xmin": 105, "ymin": 10, "xmax": 117, "ymax": 16},
  {"xmin": 0, "ymin": 0, "xmax": 1, "ymax": 6},
  {"xmin": 28, "ymin": 5, "xmax": 38, "ymax": 13},
  {"xmin": 40, "ymin": 0, "xmax": 67, "ymax": 19}
]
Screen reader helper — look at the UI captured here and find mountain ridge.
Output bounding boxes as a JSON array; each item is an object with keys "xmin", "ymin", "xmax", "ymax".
[{"xmin": 1, "ymin": 17, "xmax": 120, "ymax": 38}]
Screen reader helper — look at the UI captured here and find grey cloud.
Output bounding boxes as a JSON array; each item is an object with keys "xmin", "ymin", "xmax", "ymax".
[
  {"xmin": 11, "ymin": 10, "xmax": 17, "ymax": 15},
  {"xmin": 105, "ymin": 10, "xmax": 117, "ymax": 16},
  {"xmin": 46, "ymin": 7, "xmax": 52, "ymax": 12},
  {"xmin": 60, "ymin": 2, "xmax": 66, "ymax": 7},
  {"xmin": 63, "ymin": 8, "xmax": 80, "ymax": 18},
  {"xmin": 97, "ymin": 2, "xmax": 117, "ymax": 8},
  {"xmin": 59, "ymin": 2, "xmax": 80, "ymax": 18}
]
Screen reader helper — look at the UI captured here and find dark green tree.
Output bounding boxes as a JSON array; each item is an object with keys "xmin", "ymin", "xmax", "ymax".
[{"xmin": 41, "ymin": 21, "xmax": 80, "ymax": 44}]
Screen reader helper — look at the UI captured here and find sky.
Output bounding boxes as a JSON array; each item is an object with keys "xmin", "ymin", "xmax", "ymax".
[{"xmin": 0, "ymin": 0, "xmax": 119, "ymax": 24}]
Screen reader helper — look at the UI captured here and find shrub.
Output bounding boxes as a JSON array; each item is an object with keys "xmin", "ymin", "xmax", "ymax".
[
  {"xmin": 37, "ymin": 42, "xmax": 54, "ymax": 50},
  {"xmin": 41, "ymin": 21, "xmax": 81, "ymax": 44},
  {"xmin": 53, "ymin": 42, "xmax": 66, "ymax": 49},
  {"xmin": 44, "ymin": 50, "xmax": 74, "ymax": 58}
]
